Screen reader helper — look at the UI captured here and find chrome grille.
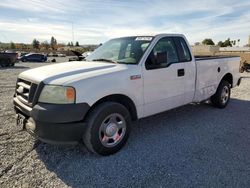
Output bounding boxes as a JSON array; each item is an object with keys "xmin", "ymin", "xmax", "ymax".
[{"xmin": 15, "ymin": 78, "xmax": 38, "ymax": 106}]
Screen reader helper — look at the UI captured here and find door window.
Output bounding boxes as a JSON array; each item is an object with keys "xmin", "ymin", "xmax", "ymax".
[
  {"xmin": 174, "ymin": 37, "xmax": 192, "ymax": 62},
  {"xmin": 145, "ymin": 37, "xmax": 178, "ymax": 70}
]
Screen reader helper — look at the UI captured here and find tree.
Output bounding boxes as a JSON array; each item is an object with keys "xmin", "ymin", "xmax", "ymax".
[
  {"xmin": 217, "ymin": 41, "xmax": 223, "ymax": 47},
  {"xmin": 50, "ymin": 36, "xmax": 57, "ymax": 50},
  {"xmin": 202, "ymin": 39, "xmax": 215, "ymax": 45},
  {"xmin": 75, "ymin": 41, "xmax": 79, "ymax": 46},
  {"xmin": 217, "ymin": 38, "xmax": 233, "ymax": 47},
  {"xmin": 41, "ymin": 41, "xmax": 50, "ymax": 50},
  {"xmin": 70, "ymin": 42, "xmax": 74, "ymax": 46},
  {"xmin": 67, "ymin": 42, "xmax": 71, "ymax": 46},
  {"xmin": 10, "ymin": 42, "xmax": 16, "ymax": 49},
  {"xmin": 32, "ymin": 39, "xmax": 40, "ymax": 49},
  {"xmin": 223, "ymin": 38, "xmax": 232, "ymax": 47}
]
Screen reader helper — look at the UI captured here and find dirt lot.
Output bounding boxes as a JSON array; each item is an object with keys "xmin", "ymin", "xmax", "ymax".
[{"xmin": 0, "ymin": 61, "xmax": 250, "ymax": 187}]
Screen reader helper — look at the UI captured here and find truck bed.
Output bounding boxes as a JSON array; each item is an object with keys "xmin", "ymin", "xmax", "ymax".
[
  {"xmin": 195, "ymin": 56, "xmax": 239, "ymax": 61},
  {"xmin": 194, "ymin": 56, "xmax": 241, "ymax": 102}
]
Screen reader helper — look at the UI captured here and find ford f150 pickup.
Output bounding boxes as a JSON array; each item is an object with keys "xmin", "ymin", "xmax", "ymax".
[{"xmin": 13, "ymin": 34, "xmax": 241, "ymax": 155}]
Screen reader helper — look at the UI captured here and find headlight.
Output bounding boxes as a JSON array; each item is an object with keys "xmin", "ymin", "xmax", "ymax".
[{"xmin": 38, "ymin": 85, "xmax": 76, "ymax": 104}]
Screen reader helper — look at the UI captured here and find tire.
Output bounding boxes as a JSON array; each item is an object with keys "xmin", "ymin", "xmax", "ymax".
[
  {"xmin": 0, "ymin": 58, "xmax": 10, "ymax": 67},
  {"xmin": 210, "ymin": 80, "xmax": 231, "ymax": 108},
  {"xmin": 83, "ymin": 102, "xmax": 131, "ymax": 156},
  {"xmin": 0, "ymin": 63, "xmax": 7, "ymax": 67}
]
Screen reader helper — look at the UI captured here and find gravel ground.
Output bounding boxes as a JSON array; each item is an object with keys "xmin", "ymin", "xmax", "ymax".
[{"xmin": 0, "ymin": 61, "xmax": 250, "ymax": 188}]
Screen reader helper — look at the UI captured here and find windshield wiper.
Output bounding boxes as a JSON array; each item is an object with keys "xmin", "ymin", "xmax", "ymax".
[{"xmin": 92, "ymin": 58, "xmax": 118, "ymax": 64}]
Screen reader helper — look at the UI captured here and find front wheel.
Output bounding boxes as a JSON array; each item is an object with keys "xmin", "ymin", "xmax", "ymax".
[
  {"xmin": 83, "ymin": 102, "xmax": 131, "ymax": 156},
  {"xmin": 211, "ymin": 80, "xmax": 231, "ymax": 108}
]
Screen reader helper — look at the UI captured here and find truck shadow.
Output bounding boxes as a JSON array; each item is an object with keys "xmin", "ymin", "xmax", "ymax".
[{"xmin": 35, "ymin": 98, "xmax": 250, "ymax": 187}]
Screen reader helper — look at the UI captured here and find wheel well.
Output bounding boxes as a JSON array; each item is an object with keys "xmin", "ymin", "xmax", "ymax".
[
  {"xmin": 88, "ymin": 94, "xmax": 138, "ymax": 121},
  {"xmin": 221, "ymin": 73, "xmax": 233, "ymax": 87}
]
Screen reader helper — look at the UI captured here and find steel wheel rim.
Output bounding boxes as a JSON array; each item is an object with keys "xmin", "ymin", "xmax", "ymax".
[
  {"xmin": 221, "ymin": 86, "xmax": 229, "ymax": 104},
  {"xmin": 99, "ymin": 113, "xmax": 126, "ymax": 147}
]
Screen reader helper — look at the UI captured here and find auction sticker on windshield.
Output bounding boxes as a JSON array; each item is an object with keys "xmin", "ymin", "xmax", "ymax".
[{"xmin": 135, "ymin": 37, "xmax": 153, "ymax": 41}]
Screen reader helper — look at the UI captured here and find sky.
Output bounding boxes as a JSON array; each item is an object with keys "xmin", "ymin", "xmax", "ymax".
[{"xmin": 0, "ymin": 0, "xmax": 250, "ymax": 45}]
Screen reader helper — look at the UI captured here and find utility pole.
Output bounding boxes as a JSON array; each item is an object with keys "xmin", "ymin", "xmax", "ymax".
[{"xmin": 72, "ymin": 22, "xmax": 74, "ymax": 44}]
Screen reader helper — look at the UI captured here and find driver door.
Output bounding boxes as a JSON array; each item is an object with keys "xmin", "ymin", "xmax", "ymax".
[{"xmin": 142, "ymin": 37, "xmax": 186, "ymax": 117}]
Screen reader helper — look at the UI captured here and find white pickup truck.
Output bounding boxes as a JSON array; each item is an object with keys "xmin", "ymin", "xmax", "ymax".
[{"xmin": 14, "ymin": 34, "xmax": 241, "ymax": 155}]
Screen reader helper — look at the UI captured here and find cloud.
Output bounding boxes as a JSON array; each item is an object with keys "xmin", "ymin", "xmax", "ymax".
[
  {"xmin": 0, "ymin": 0, "xmax": 80, "ymax": 13},
  {"xmin": 0, "ymin": 0, "xmax": 249, "ymax": 45}
]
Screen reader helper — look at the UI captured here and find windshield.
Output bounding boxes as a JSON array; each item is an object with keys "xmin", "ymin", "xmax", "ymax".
[{"xmin": 86, "ymin": 36, "xmax": 153, "ymax": 64}]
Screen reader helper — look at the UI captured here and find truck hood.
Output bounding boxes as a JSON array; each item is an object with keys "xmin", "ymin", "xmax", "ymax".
[{"xmin": 19, "ymin": 61, "xmax": 129, "ymax": 85}]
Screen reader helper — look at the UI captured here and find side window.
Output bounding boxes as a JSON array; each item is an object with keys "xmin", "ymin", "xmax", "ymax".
[
  {"xmin": 146, "ymin": 37, "xmax": 178, "ymax": 70},
  {"xmin": 29, "ymin": 54, "xmax": 35, "ymax": 58},
  {"xmin": 174, "ymin": 37, "xmax": 192, "ymax": 62}
]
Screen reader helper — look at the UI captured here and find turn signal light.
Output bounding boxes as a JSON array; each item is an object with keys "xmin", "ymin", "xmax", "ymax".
[{"xmin": 66, "ymin": 87, "xmax": 75, "ymax": 101}]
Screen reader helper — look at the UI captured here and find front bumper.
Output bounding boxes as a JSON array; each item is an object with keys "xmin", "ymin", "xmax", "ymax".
[{"xmin": 14, "ymin": 97, "xmax": 90, "ymax": 144}]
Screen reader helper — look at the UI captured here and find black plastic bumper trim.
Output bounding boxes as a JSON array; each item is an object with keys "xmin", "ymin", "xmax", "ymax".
[
  {"xmin": 31, "ymin": 102, "xmax": 90, "ymax": 123},
  {"xmin": 26, "ymin": 120, "xmax": 86, "ymax": 143},
  {"xmin": 14, "ymin": 97, "xmax": 91, "ymax": 143}
]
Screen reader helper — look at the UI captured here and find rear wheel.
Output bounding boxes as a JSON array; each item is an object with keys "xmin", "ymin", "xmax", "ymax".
[
  {"xmin": 211, "ymin": 80, "xmax": 231, "ymax": 108},
  {"xmin": 0, "ymin": 58, "xmax": 10, "ymax": 67},
  {"xmin": 83, "ymin": 102, "xmax": 131, "ymax": 155}
]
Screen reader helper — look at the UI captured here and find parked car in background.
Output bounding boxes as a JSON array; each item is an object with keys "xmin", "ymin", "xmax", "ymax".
[
  {"xmin": 19, "ymin": 52, "xmax": 29, "ymax": 57},
  {"xmin": 0, "ymin": 52, "xmax": 18, "ymax": 67},
  {"xmin": 69, "ymin": 50, "xmax": 85, "ymax": 61},
  {"xmin": 47, "ymin": 53, "xmax": 54, "ymax": 57},
  {"xmin": 57, "ymin": 53, "xmax": 66, "ymax": 57},
  {"xmin": 19, "ymin": 53, "xmax": 47, "ymax": 62},
  {"xmin": 16, "ymin": 51, "xmax": 28, "ymax": 58},
  {"xmin": 82, "ymin": 51, "xmax": 92, "ymax": 58},
  {"xmin": 47, "ymin": 53, "xmax": 59, "ymax": 57}
]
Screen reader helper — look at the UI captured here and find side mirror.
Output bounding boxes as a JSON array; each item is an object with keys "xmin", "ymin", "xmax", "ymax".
[
  {"xmin": 156, "ymin": 51, "xmax": 168, "ymax": 65},
  {"xmin": 145, "ymin": 51, "xmax": 169, "ymax": 70}
]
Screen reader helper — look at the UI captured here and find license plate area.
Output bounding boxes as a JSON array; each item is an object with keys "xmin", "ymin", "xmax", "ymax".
[{"xmin": 16, "ymin": 113, "xmax": 26, "ymax": 128}]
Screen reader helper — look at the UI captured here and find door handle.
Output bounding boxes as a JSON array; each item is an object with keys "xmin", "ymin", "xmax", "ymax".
[{"xmin": 178, "ymin": 69, "xmax": 185, "ymax": 77}]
